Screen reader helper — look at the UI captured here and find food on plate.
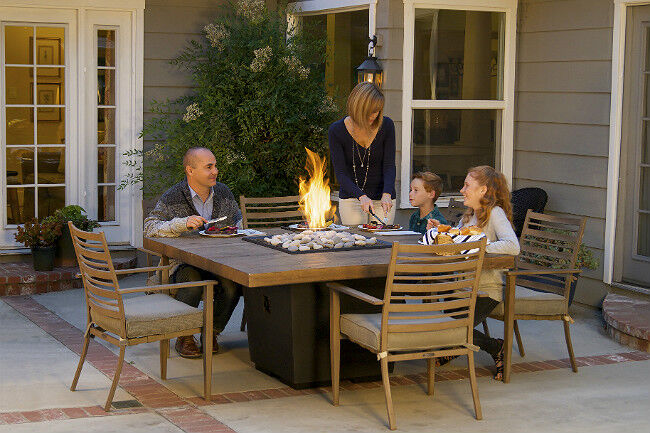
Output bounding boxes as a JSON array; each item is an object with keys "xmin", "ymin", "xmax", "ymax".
[
  {"xmin": 206, "ymin": 225, "xmax": 238, "ymax": 234},
  {"xmin": 468, "ymin": 226, "xmax": 482, "ymax": 235},
  {"xmin": 460, "ymin": 227, "xmax": 470, "ymax": 236},
  {"xmin": 361, "ymin": 223, "xmax": 401, "ymax": 230},
  {"xmin": 448, "ymin": 228, "xmax": 460, "ymax": 236},
  {"xmin": 436, "ymin": 233, "xmax": 453, "ymax": 245},
  {"xmin": 437, "ymin": 224, "xmax": 451, "ymax": 233}
]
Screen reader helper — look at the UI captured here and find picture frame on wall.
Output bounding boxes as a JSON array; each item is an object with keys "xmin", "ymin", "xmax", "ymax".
[
  {"xmin": 29, "ymin": 37, "xmax": 62, "ymax": 77},
  {"xmin": 30, "ymin": 83, "xmax": 62, "ymax": 122}
]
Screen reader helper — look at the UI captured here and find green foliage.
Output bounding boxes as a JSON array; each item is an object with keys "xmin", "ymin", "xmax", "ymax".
[
  {"xmin": 524, "ymin": 228, "xmax": 600, "ymax": 271},
  {"xmin": 121, "ymin": 0, "xmax": 341, "ymax": 198},
  {"xmin": 43, "ymin": 205, "xmax": 100, "ymax": 232},
  {"xmin": 15, "ymin": 219, "xmax": 62, "ymax": 248},
  {"xmin": 577, "ymin": 244, "xmax": 599, "ymax": 270}
]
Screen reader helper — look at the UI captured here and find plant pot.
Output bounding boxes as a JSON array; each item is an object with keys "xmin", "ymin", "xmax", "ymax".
[
  {"xmin": 31, "ymin": 245, "xmax": 56, "ymax": 271},
  {"xmin": 54, "ymin": 223, "xmax": 78, "ymax": 267}
]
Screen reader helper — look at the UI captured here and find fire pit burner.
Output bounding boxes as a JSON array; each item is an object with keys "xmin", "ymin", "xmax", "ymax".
[{"xmin": 242, "ymin": 235, "xmax": 392, "ymax": 255}]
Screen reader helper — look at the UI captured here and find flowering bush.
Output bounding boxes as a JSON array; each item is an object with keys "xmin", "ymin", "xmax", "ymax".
[
  {"xmin": 123, "ymin": 0, "xmax": 341, "ymax": 198},
  {"xmin": 15, "ymin": 219, "xmax": 62, "ymax": 248}
]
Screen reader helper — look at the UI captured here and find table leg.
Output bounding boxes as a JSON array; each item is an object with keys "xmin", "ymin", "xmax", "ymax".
[
  {"xmin": 503, "ymin": 273, "xmax": 516, "ymax": 383},
  {"xmin": 161, "ymin": 256, "xmax": 170, "ymax": 284}
]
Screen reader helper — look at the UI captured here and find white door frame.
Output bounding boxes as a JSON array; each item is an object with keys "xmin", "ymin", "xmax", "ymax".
[
  {"xmin": 604, "ymin": 0, "xmax": 650, "ymax": 284},
  {"xmin": 0, "ymin": 0, "xmax": 144, "ymax": 248},
  {"xmin": 400, "ymin": 0, "xmax": 518, "ymax": 208}
]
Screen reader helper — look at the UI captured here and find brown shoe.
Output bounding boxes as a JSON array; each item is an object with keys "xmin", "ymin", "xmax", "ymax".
[
  {"xmin": 200, "ymin": 333, "xmax": 220, "ymax": 354},
  {"xmin": 175, "ymin": 336, "xmax": 201, "ymax": 359}
]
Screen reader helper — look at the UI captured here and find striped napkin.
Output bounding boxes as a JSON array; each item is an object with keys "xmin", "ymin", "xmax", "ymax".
[{"xmin": 420, "ymin": 228, "xmax": 487, "ymax": 254}]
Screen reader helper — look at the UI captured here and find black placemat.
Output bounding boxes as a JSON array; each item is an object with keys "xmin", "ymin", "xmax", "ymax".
[{"xmin": 242, "ymin": 236, "xmax": 392, "ymax": 254}]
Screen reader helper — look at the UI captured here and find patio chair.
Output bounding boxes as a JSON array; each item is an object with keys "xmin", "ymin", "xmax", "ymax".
[
  {"xmin": 239, "ymin": 195, "xmax": 303, "ymax": 229},
  {"xmin": 484, "ymin": 211, "xmax": 586, "ymax": 372},
  {"xmin": 511, "ymin": 187, "xmax": 548, "ymax": 237},
  {"xmin": 328, "ymin": 238, "xmax": 487, "ymax": 430},
  {"xmin": 67, "ymin": 222, "xmax": 217, "ymax": 411}
]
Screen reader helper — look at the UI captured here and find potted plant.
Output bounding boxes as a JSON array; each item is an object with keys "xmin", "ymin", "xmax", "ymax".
[
  {"xmin": 15, "ymin": 219, "xmax": 62, "ymax": 271},
  {"xmin": 44, "ymin": 206, "xmax": 100, "ymax": 266}
]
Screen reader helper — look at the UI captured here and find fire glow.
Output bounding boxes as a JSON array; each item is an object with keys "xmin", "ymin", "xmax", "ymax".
[{"xmin": 298, "ymin": 148, "xmax": 336, "ymax": 229}]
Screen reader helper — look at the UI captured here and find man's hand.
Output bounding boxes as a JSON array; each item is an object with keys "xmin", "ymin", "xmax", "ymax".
[
  {"xmin": 380, "ymin": 193, "xmax": 393, "ymax": 217},
  {"xmin": 426, "ymin": 219, "xmax": 440, "ymax": 230},
  {"xmin": 186, "ymin": 215, "xmax": 207, "ymax": 230},
  {"xmin": 358, "ymin": 195, "xmax": 375, "ymax": 214}
]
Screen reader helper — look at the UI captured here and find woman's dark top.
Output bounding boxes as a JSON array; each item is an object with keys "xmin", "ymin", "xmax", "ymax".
[{"xmin": 328, "ymin": 116, "xmax": 396, "ymax": 200}]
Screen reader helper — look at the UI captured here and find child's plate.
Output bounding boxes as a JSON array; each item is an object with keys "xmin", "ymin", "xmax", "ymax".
[{"xmin": 199, "ymin": 229, "xmax": 246, "ymax": 238}]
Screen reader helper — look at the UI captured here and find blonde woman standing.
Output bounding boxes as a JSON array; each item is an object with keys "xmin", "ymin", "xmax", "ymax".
[{"xmin": 328, "ymin": 83, "xmax": 396, "ymax": 225}]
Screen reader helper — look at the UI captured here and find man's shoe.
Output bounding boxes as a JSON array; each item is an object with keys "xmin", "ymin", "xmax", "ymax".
[
  {"xmin": 175, "ymin": 336, "xmax": 202, "ymax": 359},
  {"xmin": 200, "ymin": 333, "xmax": 220, "ymax": 354}
]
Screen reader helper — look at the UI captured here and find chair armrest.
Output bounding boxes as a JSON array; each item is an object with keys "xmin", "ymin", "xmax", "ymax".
[
  {"xmin": 326, "ymin": 282, "xmax": 383, "ymax": 306},
  {"xmin": 117, "ymin": 280, "xmax": 218, "ymax": 295},
  {"xmin": 114, "ymin": 266, "xmax": 171, "ymax": 275},
  {"xmin": 506, "ymin": 268, "xmax": 582, "ymax": 277},
  {"xmin": 137, "ymin": 247, "xmax": 162, "ymax": 257}
]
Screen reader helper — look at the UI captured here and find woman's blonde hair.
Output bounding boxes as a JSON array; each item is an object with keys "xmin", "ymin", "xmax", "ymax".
[
  {"xmin": 462, "ymin": 166, "xmax": 513, "ymax": 228},
  {"xmin": 347, "ymin": 82, "xmax": 384, "ymax": 131}
]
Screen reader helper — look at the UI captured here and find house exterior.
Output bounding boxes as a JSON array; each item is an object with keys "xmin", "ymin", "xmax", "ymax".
[{"xmin": 1, "ymin": 0, "xmax": 648, "ymax": 307}]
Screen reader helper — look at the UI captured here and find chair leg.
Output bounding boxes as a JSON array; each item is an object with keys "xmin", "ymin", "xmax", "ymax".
[
  {"xmin": 380, "ymin": 357, "xmax": 397, "ymax": 430},
  {"xmin": 514, "ymin": 320, "xmax": 525, "ymax": 357},
  {"xmin": 104, "ymin": 346, "xmax": 126, "ymax": 412},
  {"xmin": 482, "ymin": 320, "xmax": 490, "ymax": 338},
  {"xmin": 427, "ymin": 358, "xmax": 435, "ymax": 396},
  {"xmin": 70, "ymin": 330, "xmax": 90, "ymax": 391},
  {"xmin": 467, "ymin": 352, "xmax": 482, "ymax": 420},
  {"xmin": 240, "ymin": 306, "xmax": 247, "ymax": 332},
  {"xmin": 330, "ymin": 290, "xmax": 341, "ymax": 406},
  {"xmin": 563, "ymin": 320, "xmax": 578, "ymax": 373},
  {"xmin": 160, "ymin": 339, "xmax": 169, "ymax": 380},
  {"xmin": 203, "ymin": 328, "xmax": 213, "ymax": 401}
]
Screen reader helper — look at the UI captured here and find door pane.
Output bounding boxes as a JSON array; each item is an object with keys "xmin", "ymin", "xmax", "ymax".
[
  {"xmin": 37, "ymin": 148, "xmax": 65, "ymax": 184},
  {"xmin": 6, "ymin": 107, "xmax": 34, "ymax": 145},
  {"xmin": 5, "ymin": 67, "xmax": 32, "ymax": 104},
  {"xmin": 5, "ymin": 26, "xmax": 33, "ymax": 64},
  {"xmin": 98, "ymin": 108, "xmax": 116, "ymax": 145},
  {"xmin": 98, "ymin": 69, "xmax": 115, "ymax": 106},
  {"xmin": 98, "ymin": 30, "xmax": 116, "ymax": 67},
  {"xmin": 412, "ymin": 109, "xmax": 498, "ymax": 193},
  {"xmin": 638, "ymin": 213, "xmax": 650, "ymax": 257},
  {"xmin": 6, "ymin": 187, "xmax": 35, "ymax": 224},
  {"xmin": 640, "ymin": 166, "xmax": 650, "ymax": 210},
  {"xmin": 643, "ymin": 120, "xmax": 650, "ymax": 164},
  {"xmin": 38, "ymin": 187, "xmax": 65, "ymax": 219},
  {"xmin": 37, "ymin": 108, "xmax": 65, "ymax": 144},
  {"xmin": 98, "ymin": 147, "xmax": 116, "ymax": 183},
  {"xmin": 98, "ymin": 186, "xmax": 116, "ymax": 221},
  {"xmin": 6, "ymin": 148, "xmax": 34, "ymax": 185},
  {"xmin": 414, "ymin": 9, "xmax": 504, "ymax": 100},
  {"xmin": 36, "ymin": 74, "xmax": 64, "ymax": 103},
  {"xmin": 35, "ymin": 27, "xmax": 64, "ymax": 65}
]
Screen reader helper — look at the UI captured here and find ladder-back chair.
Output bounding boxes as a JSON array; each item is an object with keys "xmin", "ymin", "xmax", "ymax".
[{"xmin": 239, "ymin": 195, "xmax": 303, "ymax": 229}]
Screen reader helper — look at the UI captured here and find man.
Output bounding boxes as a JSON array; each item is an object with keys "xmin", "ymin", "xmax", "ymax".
[{"xmin": 144, "ymin": 147, "xmax": 242, "ymax": 358}]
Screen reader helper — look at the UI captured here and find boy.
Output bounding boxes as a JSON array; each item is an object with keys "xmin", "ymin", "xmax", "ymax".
[{"xmin": 408, "ymin": 172, "xmax": 448, "ymax": 234}]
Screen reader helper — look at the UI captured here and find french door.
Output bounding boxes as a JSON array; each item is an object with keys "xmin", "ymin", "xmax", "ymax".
[{"xmin": 0, "ymin": 6, "xmax": 140, "ymax": 247}]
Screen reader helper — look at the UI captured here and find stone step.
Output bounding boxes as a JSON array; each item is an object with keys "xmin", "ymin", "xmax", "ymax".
[
  {"xmin": 602, "ymin": 293, "xmax": 650, "ymax": 353},
  {"xmin": 0, "ymin": 256, "xmax": 137, "ymax": 297}
]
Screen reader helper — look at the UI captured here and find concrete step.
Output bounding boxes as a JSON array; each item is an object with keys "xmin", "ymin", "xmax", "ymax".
[{"xmin": 603, "ymin": 293, "xmax": 650, "ymax": 353}]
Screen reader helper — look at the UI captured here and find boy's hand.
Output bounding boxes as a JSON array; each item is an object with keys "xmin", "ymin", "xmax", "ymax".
[
  {"xmin": 426, "ymin": 219, "xmax": 440, "ymax": 230},
  {"xmin": 186, "ymin": 215, "xmax": 207, "ymax": 230}
]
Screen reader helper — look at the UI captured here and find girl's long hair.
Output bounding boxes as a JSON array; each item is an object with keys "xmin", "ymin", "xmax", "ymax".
[{"xmin": 462, "ymin": 166, "xmax": 513, "ymax": 228}]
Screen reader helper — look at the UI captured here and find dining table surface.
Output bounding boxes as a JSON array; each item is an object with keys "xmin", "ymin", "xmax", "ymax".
[{"xmin": 143, "ymin": 227, "xmax": 520, "ymax": 383}]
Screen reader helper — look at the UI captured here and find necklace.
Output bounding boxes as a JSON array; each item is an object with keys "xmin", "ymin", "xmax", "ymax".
[{"xmin": 352, "ymin": 139, "xmax": 371, "ymax": 191}]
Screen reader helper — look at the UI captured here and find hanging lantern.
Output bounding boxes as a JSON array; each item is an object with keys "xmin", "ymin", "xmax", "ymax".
[{"xmin": 356, "ymin": 36, "xmax": 383, "ymax": 88}]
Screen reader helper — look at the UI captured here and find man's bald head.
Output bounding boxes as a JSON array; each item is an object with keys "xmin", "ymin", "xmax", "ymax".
[{"xmin": 183, "ymin": 147, "xmax": 214, "ymax": 169}]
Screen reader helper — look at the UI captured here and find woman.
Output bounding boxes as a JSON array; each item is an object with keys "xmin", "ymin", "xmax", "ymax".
[
  {"xmin": 452, "ymin": 166, "xmax": 520, "ymax": 380},
  {"xmin": 328, "ymin": 82, "xmax": 396, "ymax": 225}
]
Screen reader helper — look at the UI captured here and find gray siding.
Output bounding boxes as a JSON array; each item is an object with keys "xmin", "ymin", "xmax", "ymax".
[{"xmin": 514, "ymin": 0, "xmax": 614, "ymax": 306}]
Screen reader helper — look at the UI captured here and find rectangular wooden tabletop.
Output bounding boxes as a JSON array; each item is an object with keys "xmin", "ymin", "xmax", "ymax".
[{"xmin": 144, "ymin": 229, "xmax": 515, "ymax": 288}]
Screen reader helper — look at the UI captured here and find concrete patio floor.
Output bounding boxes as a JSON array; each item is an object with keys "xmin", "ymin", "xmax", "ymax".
[{"xmin": 1, "ymin": 273, "xmax": 648, "ymax": 432}]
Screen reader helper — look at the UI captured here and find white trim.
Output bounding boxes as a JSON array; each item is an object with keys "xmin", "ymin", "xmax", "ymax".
[
  {"xmin": 288, "ymin": 0, "xmax": 370, "ymax": 15},
  {"xmin": 400, "ymin": 0, "xmax": 518, "ymax": 208},
  {"xmin": 0, "ymin": 0, "xmax": 144, "ymax": 10}
]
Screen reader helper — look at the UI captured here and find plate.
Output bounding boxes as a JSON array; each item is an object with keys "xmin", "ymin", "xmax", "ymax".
[
  {"xmin": 358, "ymin": 224, "xmax": 403, "ymax": 232},
  {"xmin": 287, "ymin": 223, "xmax": 349, "ymax": 231},
  {"xmin": 199, "ymin": 229, "xmax": 245, "ymax": 238}
]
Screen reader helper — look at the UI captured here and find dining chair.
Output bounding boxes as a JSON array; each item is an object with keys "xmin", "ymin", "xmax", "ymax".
[
  {"xmin": 328, "ymin": 238, "xmax": 487, "ymax": 430},
  {"xmin": 483, "ymin": 211, "xmax": 586, "ymax": 373},
  {"xmin": 68, "ymin": 222, "xmax": 217, "ymax": 411},
  {"xmin": 239, "ymin": 195, "xmax": 303, "ymax": 229}
]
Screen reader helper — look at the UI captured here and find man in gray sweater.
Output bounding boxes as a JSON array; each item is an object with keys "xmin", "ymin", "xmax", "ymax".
[{"xmin": 144, "ymin": 147, "xmax": 242, "ymax": 358}]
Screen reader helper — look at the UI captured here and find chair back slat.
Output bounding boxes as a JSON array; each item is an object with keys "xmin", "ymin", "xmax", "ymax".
[
  {"xmin": 240, "ymin": 195, "xmax": 306, "ymax": 229},
  {"xmin": 516, "ymin": 211, "xmax": 586, "ymax": 298},
  {"xmin": 378, "ymin": 239, "xmax": 486, "ymax": 352},
  {"xmin": 68, "ymin": 222, "xmax": 125, "ymax": 337}
]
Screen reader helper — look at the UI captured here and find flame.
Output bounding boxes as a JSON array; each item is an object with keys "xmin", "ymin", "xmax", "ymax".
[{"xmin": 299, "ymin": 148, "xmax": 335, "ymax": 229}]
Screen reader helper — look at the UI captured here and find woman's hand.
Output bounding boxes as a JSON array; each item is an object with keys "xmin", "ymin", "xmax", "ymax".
[
  {"xmin": 380, "ymin": 193, "xmax": 393, "ymax": 217},
  {"xmin": 358, "ymin": 195, "xmax": 374, "ymax": 214},
  {"xmin": 426, "ymin": 219, "xmax": 440, "ymax": 231}
]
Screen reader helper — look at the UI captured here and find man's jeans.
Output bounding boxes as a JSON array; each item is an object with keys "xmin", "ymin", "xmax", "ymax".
[{"xmin": 171, "ymin": 264, "xmax": 242, "ymax": 334}]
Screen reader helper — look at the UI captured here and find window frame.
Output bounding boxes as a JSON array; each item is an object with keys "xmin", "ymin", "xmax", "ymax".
[{"xmin": 400, "ymin": 0, "xmax": 518, "ymax": 208}]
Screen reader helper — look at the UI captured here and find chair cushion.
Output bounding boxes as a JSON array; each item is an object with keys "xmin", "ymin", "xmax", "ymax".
[
  {"xmin": 491, "ymin": 286, "xmax": 566, "ymax": 317},
  {"xmin": 340, "ymin": 313, "xmax": 468, "ymax": 352},
  {"xmin": 124, "ymin": 294, "xmax": 203, "ymax": 338}
]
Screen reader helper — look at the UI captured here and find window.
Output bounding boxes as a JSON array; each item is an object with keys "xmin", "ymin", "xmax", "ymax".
[
  {"xmin": 401, "ymin": 1, "xmax": 516, "ymax": 206},
  {"xmin": 97, "ymin": 29, "xmax": 117, "ymax": 222}
]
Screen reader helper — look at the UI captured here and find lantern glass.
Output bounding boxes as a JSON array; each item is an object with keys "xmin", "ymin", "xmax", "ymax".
[{"xmin": 357, "ymin": 69, "xmax": 382, "ymax": 88}]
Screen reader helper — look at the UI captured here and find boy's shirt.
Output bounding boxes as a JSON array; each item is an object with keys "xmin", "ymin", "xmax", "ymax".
[{"xmin": 409, "ymin": 205, "xmax": 448, "ymax": 234}]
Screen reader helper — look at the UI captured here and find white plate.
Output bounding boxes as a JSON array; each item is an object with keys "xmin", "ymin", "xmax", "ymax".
[
  {"xmin": 288, "ymin": 223, "xmax": 349, "ymax": 231},
  {"xmin": 199, "ymin": 229, "xmax": 245, "ymax": 238},
  {"xmin": 358, "ymin": 224, "xmax": 403, "ymax": 232},
  {"xmin": 375, "ymin": 230, "xmax": 421, "ymax": 236}
]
